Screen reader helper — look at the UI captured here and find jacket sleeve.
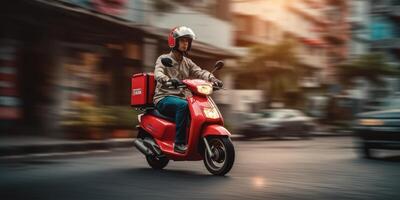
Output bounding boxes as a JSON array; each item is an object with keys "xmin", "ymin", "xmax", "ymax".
[
  {"xmin": 188, "ymin": 58, "xmax": 215, "ymax": 81},
  {"xmin": 154, "ymin": 56, "xmax": 170, "ymax": 83}
]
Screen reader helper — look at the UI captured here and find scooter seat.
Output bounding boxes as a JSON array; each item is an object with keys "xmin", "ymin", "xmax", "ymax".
[{"xmin": 147, "ymin": 109, "xmax": 175, "ymax": 122}]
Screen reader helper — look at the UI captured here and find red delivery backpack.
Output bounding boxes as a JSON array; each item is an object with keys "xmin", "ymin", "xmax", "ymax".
[{"xmin": 131, "ymin": 73, "xmax": 155, "ymax": 107}]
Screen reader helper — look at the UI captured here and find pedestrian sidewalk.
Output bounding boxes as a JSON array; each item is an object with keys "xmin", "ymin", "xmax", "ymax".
[
  {"xmin": 0, "ymin": 135, "xmax": 135, "ymax": 158},
  {"xmin": 0, "ymin": 125, "xmax": 353, "ymax": 158}
]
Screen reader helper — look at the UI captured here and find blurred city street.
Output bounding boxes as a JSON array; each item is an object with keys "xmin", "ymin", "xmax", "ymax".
[
  {"xmin": 1, "ymin": 0, "xmax": 400, "ymax": 199},
  {"xmin": 1, "ymin": 137, "xmax": 400, "ymax": 200}
]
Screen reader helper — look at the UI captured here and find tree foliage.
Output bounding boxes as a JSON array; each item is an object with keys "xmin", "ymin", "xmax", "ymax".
[
  {"xmin": 236, "ymin": 40, "xmax": 303, "ymax": 105},
  {"xmin": 337, "ymin": 53, "xmax": 400, "ymax": 87}
]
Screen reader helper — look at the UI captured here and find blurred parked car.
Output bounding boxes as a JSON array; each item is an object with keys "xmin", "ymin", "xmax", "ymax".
[
  {"xmin": 237, "ymin": 109, "xmax": 315, "ymax": 139},
  {"xmin": 353, "ymin": 97, "xmax": 400, "ymax": 158}
]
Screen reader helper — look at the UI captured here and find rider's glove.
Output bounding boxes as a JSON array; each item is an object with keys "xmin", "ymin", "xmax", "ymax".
[
  {"xmin": 169, "ymin": 78, "xmax": 182, "ymax": 88},
  {"xmin": 210, "ymin": 77, "xmax": 223, "ymax": 88}
]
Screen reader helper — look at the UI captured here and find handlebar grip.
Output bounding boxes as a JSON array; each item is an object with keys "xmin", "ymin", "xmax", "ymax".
[
  {"xmin": 165, "ymin": 81, "xmax": 176, "ymax": 89},
  {"xmin": 165, "ymin": 80, "xmax": 185, "ymax": 89},
  {"xmin": 213, "ymin": 86, "xmax": 221, "ymax": 91},
  {"xmin": 213, "ymin": 86, "xmax": 226, "ymax": 91}
]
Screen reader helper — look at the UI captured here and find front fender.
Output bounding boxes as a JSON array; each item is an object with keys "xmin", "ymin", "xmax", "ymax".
[{"xmin": 202, "ymin": 124, "xmax": 231, "ymax": 137}]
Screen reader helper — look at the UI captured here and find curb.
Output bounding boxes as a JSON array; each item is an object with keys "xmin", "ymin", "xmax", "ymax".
[
  {"xmin": 0, "ymin": 131, "xmax": 355, "ymax": 158},
  {"xmin": 0, "ymin": 139, "xmax": 135, "ymax": 158}
]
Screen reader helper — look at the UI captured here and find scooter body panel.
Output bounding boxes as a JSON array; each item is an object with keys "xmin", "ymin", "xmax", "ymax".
[
  {"xmin": 202, "ymin": 124, "xmax": 231, "ymax": 137},
  {"xmin": 140, "ymin": 114, "xmax": 175, "ymax": 142},
  {"xmin": 138, "ymin": 79, "xmax": 229, "ymax": 161},
  {"xmin": 151, "ymin": 95, "xmax": 209, "ymax": 161}
]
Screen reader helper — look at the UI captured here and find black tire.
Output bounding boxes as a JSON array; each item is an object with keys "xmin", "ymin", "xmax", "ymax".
[
  {"xmin": 300, "ymin": 130, "xmax": 312, "ymax": 140},
  {"xmin": 361, "ymin": 143, "xmax": 373, "ymax": 159},
  {"xmin": 146, "ymin": 155, "xmax": 169, "ymax": 170},
  {"xmin": 203, "ymin": 137, "xmax": 235, "ymax": 176},
  {"xmin": 273, "ymin": 128, "xmax": 284, "ymax": 139}
]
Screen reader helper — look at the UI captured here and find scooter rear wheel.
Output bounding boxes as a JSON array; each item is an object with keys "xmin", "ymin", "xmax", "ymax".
[
  {"xmin": 203, "ymin": 137, "xmax": 235, "ymax": 176},
  {"xmin": 146, "ymin": 155, "xmax": 169, "ymax": 170}
]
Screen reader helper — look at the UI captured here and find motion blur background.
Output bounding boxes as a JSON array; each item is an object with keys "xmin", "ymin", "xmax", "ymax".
[
  {"xmin": 0, "ymin": 0, "xmax": 399, "ymax": 141},
  {"xmin": 1, "ymin": 1, "xmax": 400, "ymax": 200}
]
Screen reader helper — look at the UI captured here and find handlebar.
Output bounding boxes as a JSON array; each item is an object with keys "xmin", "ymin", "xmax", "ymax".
[
  {"xmin": 164, "ymin": 80, "xmax": 225, "ymax": 90},
  {"xmin": 165, "ymin": 81, "xmax": 186, "ymax": 89},
  {"xmin": 212, "ymin": 85, "xmax": 223, "ymax": 91}
]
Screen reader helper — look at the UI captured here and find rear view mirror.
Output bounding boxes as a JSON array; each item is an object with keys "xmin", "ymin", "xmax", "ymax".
[
  {"xmin": 210, "ymin": 60, "xmax": 224, "ymax": 74},
  {"xmin": 214, "ymin": 60, "xmax": 224, "ymax": 71},
  {"xmin": 161, "ymin": 57, "xmax": 173, "ymax": 68}
]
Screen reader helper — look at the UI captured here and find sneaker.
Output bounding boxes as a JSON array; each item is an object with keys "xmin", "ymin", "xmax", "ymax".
[{"xmin": 174, "ymin": 143, "xmax": 187, "ymax": 154}]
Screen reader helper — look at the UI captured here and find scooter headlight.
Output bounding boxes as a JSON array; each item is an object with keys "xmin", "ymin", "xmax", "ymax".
[
  {"xmin": 196, "ymin": 84, "xmax": 213, "ymax": 95},
  {"xmin": 203, "ymin": 107, "xmax": 220, "ymax": 119}
]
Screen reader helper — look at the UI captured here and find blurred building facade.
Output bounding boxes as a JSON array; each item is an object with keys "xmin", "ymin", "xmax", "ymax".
[
  {"xmin": 0, "ymin": 0, "xmax": 145, "ymax": 136},
  {"xmin": 231, "ymin": 0, "xmax": 329, "ymax": 106},
  {"xmin": 364, "ymin": 0, "xmax": 400, "ymax": 109},
  {"xmin": 2, "ymin": 0, "xmax": 397, "ymax": 137},
  {"xmin": 120, "ymin": 0, "xmax": 237, "ymax": 70},
  {"xmin": 322, "ymin": 0, "xmax": 350, "ymax": 85},
  {"xmin": 370, "ymin": 0, "xmax": 400, "ymax": 85},
  {"xmin": 0, "ymin": 0, "xmax": 236, "ymax": 137},
  {"xmin": 346, "ymin": 0, "xmax": 400, "ymax": 111},
  {"xmin": 232, "ymin": 0, "xmax": 331, "ymax": 85},
  {"xmin": 349, "ymin": 0, "xmax": 370, "ymax": 58},
  {"xmin": 370, "ymin": 0, "xmax": 400, "ymax": 64},
  {"xmin": 286, "ymin": 0, "xmax": 328, "ymax": 89}
]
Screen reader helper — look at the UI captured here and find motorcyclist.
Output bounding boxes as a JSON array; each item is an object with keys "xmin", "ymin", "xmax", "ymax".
[{"xmin": 153, "ymin": 26, "xmax": 223, "ymax": 153}]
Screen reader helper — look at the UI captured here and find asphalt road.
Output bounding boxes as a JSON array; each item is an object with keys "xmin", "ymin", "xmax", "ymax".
[{"xmin": 1, "ymin": 137, "xmax": 400, "ymax": 200}]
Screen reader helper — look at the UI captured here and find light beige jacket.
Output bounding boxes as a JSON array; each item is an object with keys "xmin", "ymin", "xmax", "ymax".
[{"xmin": 153, "ymin": 52, "xmax": 215, "ymax": 105}]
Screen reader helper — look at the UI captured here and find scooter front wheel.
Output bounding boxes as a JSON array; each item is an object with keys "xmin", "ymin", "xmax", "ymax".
[
  {"xmin": 203, "ymin": 137, "xmax": 235, "ymax": 176},
  {"xmin": 146, "ymin": 155, "xmax": 169, "ymax": 170}
]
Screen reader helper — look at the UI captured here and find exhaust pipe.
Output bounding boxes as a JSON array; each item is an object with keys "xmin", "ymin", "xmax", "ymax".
[
  {"xmin": 143, "ymin": 138, "xmax": 162, "ymax": 155},
  {"xmin": 134, "ymin": 139, "xmax": 153, "ymax": 156}
]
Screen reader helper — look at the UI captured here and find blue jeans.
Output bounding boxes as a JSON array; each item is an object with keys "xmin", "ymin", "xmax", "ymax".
[{"xmin": 156, "ymin": 96, "xmax": 190, "ymax": 145}]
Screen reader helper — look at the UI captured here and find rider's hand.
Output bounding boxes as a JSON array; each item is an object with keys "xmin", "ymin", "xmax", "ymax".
[
  {"xmin": 169, "ymin": 78, "xmax": 182, "ymax": 88},
  {"xmin": 210, "ymin": 77, "xmax": 223, "ymax": 88}
]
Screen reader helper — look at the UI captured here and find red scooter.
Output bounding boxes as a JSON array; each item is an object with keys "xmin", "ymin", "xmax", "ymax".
[{"xmin": 133, "ymin": 59, "xmax": 235, "ymax": 176}]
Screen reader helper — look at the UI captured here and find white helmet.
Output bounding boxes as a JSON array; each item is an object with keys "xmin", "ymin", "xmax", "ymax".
[{"xmin": 168, "ymin": 26, "xmax": 196, "ymax": 51}]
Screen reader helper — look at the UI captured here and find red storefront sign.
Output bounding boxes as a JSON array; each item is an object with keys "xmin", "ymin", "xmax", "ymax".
[
  {"xmin": 92, "ymin": 0, "xmax": 127, "ymax": 15},
  {"xmin": 0, "ymin": 39, "xmax": 21, "ymax": 120}
]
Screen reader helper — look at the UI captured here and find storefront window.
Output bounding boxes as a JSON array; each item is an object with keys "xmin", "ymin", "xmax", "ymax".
[
  {"xmin": 60, "ymin": 49, "xmax": 105, "ymax": 117},
  {"xmin": 0, "ymin": 38, "xmax": 21, "ymax": 124},
  {"xmin": 371, "ymin": 16, "xmax": 394, "ymax": 40}
]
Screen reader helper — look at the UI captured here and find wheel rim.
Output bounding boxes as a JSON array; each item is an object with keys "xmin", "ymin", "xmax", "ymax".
[{"xmin": 205, "ymin": 138, "xmax": 227, "ymax": 171}]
